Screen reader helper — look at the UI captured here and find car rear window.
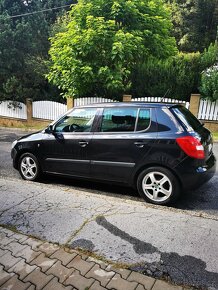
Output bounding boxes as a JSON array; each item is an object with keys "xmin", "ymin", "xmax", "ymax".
[
  {"xmin": 171, "ymin": 106, "xmax": 202, "ymax": 131},
  {"xmin": 136, "ymin": 109, "xmax": 150, "ymax": 131}
]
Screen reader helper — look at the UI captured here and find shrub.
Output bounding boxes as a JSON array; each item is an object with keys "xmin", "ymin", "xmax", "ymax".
[
  {"xmin": 131, "ymin": 52, "xmax": 201, "ymax": 101},
  {"xmin": 200, "ymin": 64, "xmax": 218, "ymax": 101}
]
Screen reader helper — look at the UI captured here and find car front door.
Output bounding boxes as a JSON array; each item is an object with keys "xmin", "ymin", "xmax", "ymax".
[
  {"xmin": 42, "ymin": 107, "xmax": 98, "ymax": 177},
  {"xmin": 89, "ymin": 106, "xmax": 157, "ymax": 183}
]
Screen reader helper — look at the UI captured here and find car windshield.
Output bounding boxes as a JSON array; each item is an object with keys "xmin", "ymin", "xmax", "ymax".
[{"xmin": 171, "ymin": 106, "xmax": 202, "ymax": 132}]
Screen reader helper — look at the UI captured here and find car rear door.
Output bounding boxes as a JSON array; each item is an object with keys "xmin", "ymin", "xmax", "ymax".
[{"xmin": 89, "ymin": 106, "xmax": 158, "ymax": 183}]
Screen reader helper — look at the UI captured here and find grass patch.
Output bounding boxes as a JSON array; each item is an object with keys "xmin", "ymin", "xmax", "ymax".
[
  {"xmin": 0, "ymin": 123, "xmax": 48, "ymax": 131},
  {"xmin": 0, "ymin": 223, "xmax": 20, "ymax": 233},
  {"xmin": 14, "ymin": 124, "xmax": 45, "ymax": 131}
]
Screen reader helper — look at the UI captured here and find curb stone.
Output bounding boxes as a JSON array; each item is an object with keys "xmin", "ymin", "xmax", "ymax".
[{"xmin": 0, "ymin": 226, "xmax": 195, "ymax": 290}]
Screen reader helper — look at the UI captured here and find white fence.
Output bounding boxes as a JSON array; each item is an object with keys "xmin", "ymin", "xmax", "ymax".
[
  {"xmin": 33, "ymin": 101, "xmax": 67, "ymax": 120},
  {"xmin": 132, "ymin": 97, "xmax": 190, "ymax": 109},
  {"xmin": 1, "ymin": 97, "xmax": 218, "ymax": 121},
  {"xmin": 74, "ymin": 97, "xmax": 116, "ymax": 106},
  {"xmin": 198, "ymin": 99, "xmax": 218, "ymax": 121},
  {"xmin": 0, "ymin": 101, "xmax": 27, "ymax": 119}
]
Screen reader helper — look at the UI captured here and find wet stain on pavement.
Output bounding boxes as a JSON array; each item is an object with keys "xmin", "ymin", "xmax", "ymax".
[
  {"xmin": 95, "ymin": 215, "xmax": 218, "ymax": 289},
  {"xmin": 71, "ymin": 238, "xmax": 95, "ymax": 251},
  {"xmin": 159, "ymin": 252, "xmax": 218, "ymax": 289},
  {"xmin": 96, "ymin": 216, "xmax": 157, "ymax": 254}
]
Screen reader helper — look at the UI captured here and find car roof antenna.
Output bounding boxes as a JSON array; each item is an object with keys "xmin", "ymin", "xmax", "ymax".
[{"xmin": 161, "ymin": 88, "xmax": 171, "ymax": 102}]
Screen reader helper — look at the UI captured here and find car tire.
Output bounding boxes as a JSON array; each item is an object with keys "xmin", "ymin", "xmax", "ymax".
[
  {"xmin": 137, "ymin": 166, "xmax": 180, "ymax": 205},
  {"xmin": 19, "ymin": 153, "xmax": 41, "ymax": 181}
]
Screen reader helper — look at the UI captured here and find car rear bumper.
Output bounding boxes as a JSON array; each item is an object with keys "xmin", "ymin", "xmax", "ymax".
[{"xmin": 180, "ymin": 153, "xmax": 216, "ymax": 190}]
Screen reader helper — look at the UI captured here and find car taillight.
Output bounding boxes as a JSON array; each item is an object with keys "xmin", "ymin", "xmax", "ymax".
[{"xmin": 176, "ymin": 136, "xmax": 205, "ymax": 159}]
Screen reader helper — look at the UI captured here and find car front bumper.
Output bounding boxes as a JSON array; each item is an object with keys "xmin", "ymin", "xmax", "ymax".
[{"xmin": 11, "ymin": 147, "xmax": 18, "ymax": 169}]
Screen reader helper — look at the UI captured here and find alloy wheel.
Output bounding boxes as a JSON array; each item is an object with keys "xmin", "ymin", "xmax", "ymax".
[
  {"xmin": 142, "ymin": 171, "xmax": 172, "ymax": 202},
  {"xmin": 20, "ymin": 156, "xmax": 38, "ymax": 180}
]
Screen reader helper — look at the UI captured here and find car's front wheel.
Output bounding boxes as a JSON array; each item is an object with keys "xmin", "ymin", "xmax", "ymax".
[
  {"xmin": 137, "ymin": 167, "xmax": 180, "ymax": 205},
  {"xmin": 19, "ymin": 153, "xmax": 41, "ymax": 181}
]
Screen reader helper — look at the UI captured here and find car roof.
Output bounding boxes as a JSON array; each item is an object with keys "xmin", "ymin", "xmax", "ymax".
[{"xmin": 75, "ymin": 102, "xmax": 181, "ymax": 108}]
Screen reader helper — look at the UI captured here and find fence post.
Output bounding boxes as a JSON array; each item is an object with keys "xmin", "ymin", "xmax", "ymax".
[
  {"xmin": 67, "ymin": 98, "xmax": 74, "ymax": 110},
  {"xmin": 189, "ymin": 94, "xmax": 200, "ymax": 117},
  {"xmin": 26, "ymin": 98, "xmax": 33, "ymax": 124},
  {"xmin": 123, "ymin": 95, "xmax": 132, "ymax": 102}
]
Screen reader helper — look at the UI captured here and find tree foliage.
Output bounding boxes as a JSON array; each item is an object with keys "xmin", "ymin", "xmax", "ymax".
[
  {"xmin": 0, "ymin": 0, "xmax": 74, "ymax": 102},
  {"xmin": 164, "ymin": 0, "xmax": 218, "ymax": 52},
  {"xmin": 131, "ymin": 43, "xmax": 218, "ymax": 100},
  {"xmin": 0, "ymin": 0, "xmax": 217, "ymax": 103},
  {"xmin": 200, "ymin": 64, "xmax": 218, "ymax": 101},
  {"xmin": 131, "ymin": 52, "xmax": 202, "ymax": 101},
  {"xmin": 48, "ymin": 0, "xmax": 177, "ymax": 99}
]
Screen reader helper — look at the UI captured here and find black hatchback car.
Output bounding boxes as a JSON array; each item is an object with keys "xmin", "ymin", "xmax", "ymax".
[{"xmin": 11, "ymin": 102, "xmax": 216, "ymax": 205}]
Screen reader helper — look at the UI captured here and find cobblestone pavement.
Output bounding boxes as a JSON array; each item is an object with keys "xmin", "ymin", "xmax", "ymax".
[{"xmin": 0, "ymin": 226, "xmax": 193, "ymax": 290}]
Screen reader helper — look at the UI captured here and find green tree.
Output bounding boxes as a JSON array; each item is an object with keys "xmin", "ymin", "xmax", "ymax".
[
  {"xmin": 164, "ymin": 0, "xmax": 218, "ymax": 52},
  {"xmin": 201, "ymin": 43, "xmax": 218, "ymax": 68},
  {"xmin": 0, "ymin": 0, "xmax": 74, "ymax": 102},
  {"xmin": 48, "ymin": 0, "xmax": 177, "ymax": 99}
]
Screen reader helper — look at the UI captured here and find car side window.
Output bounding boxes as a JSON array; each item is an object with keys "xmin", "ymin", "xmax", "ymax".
[
  {"xmin": 54, "ymin": 108, "xmax": 97, "ymax": 133},
  {"xmin": 136, "ymin": 109, "xmax": 151, "ymax": 131},
  {"xmin": 100, "ymin": 107, "xmax": 137, "ymax": 132}
]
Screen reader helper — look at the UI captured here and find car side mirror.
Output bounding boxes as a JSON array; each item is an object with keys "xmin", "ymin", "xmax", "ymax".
[{"xmin": 45, "ymin": 125, "xmax": 54, "ymax": 134}]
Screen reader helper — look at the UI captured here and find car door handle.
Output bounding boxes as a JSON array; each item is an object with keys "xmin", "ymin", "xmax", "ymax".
[
  {"xmin": 79, "ymin": 141, "xmax": 89, "ymax": 147},
  {"xmin": 134, "ymin": 141, "xmax": 148, "ymax": 148}
]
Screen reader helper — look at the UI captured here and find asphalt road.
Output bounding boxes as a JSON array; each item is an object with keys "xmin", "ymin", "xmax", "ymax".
[
  {"xmin": 0, "ymin": 128, "xmax": 218, "ymax": 217},
  {"xmin": 1, "ymin": 128, "xmax": 218, "ymax": 289}
]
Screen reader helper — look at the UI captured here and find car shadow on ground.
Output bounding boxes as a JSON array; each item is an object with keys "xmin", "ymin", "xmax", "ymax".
[
  {"xmin": 175, "ymin": 181, "xmax": 218, "ymax": 213},
  {"xmin": 39, "ymin": 174, "xmax": 218, "ymax": 215},
  {"xmin": 40, "ymin": 174, "xmax": 140, "ymax": 201}
]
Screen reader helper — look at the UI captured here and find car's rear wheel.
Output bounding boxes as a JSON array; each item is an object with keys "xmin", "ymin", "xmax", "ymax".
[
  {"xmin": 137, "ymin": 167, "xmax": 180, "ymax": 205},
  {"xmin": 19, "ymin": 153, "xmax": 41, "ymax": 181}
]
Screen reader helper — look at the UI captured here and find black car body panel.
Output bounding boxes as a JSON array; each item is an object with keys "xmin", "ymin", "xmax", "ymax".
[{"xmin": 11, "ymin": 102, "xmax": 216, "ymax": 203}]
